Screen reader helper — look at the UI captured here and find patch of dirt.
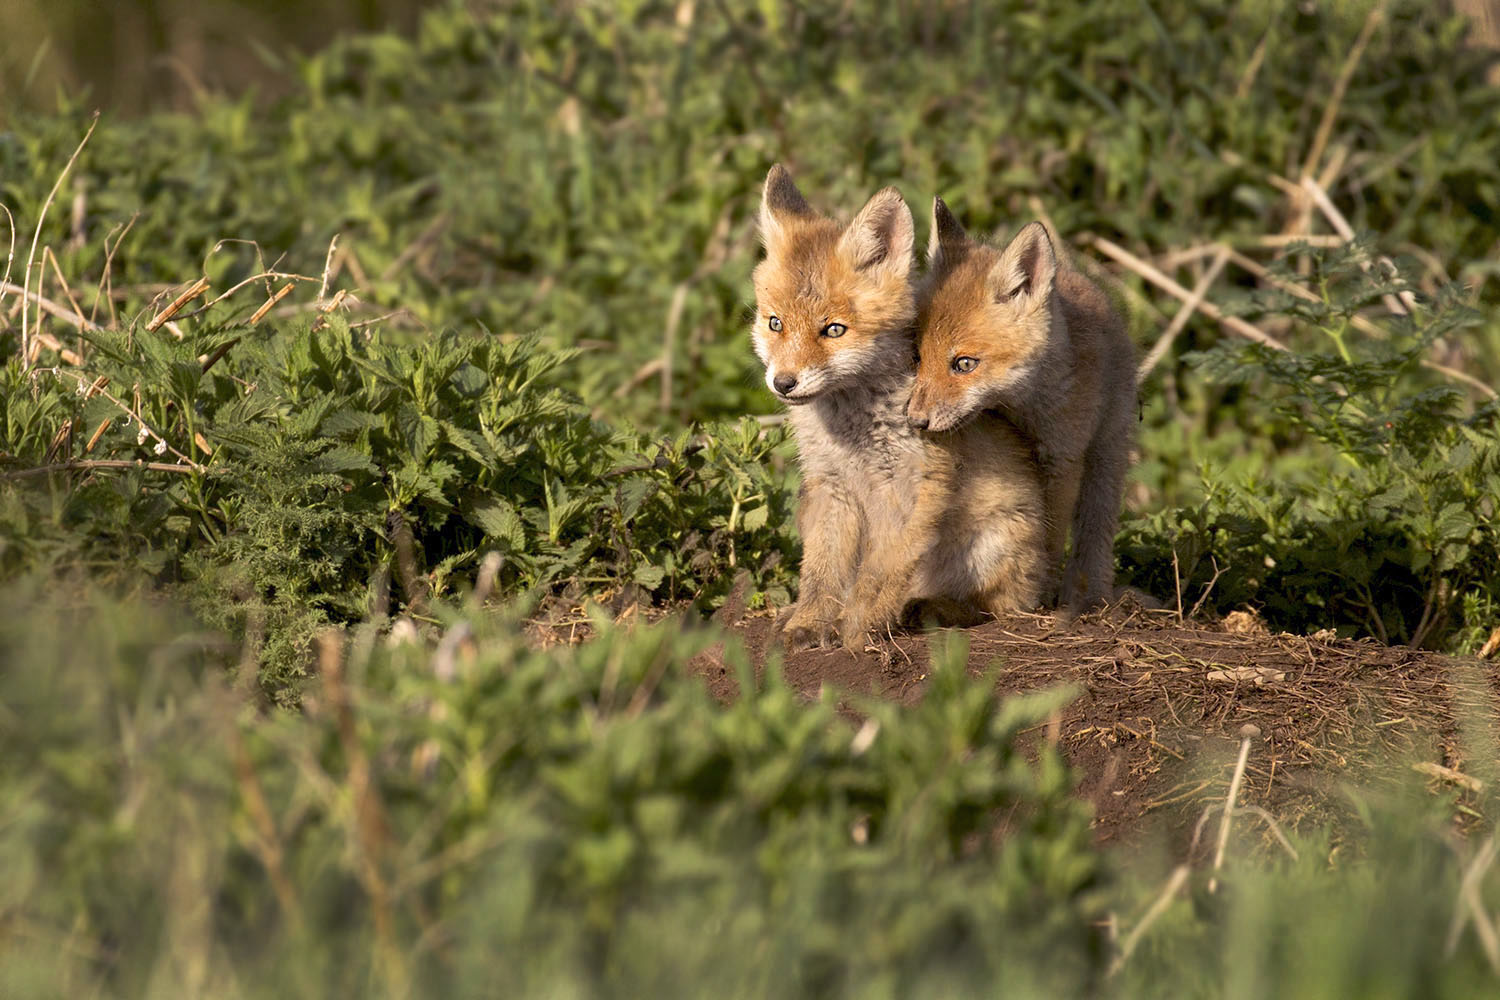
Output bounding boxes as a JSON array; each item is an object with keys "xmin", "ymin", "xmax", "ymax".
[{"xmin": 690, "ymin": 603, "xmax": 1500, "ymax": 852}]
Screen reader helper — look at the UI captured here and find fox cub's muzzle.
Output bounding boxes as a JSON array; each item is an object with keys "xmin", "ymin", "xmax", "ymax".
[
  {"xmin": 906, "ymin": 388, "xmax": 960, "ymax": 433},
  {"xmin": 906, "ymin": 389, "xmax": 933, "ymax": 430}
]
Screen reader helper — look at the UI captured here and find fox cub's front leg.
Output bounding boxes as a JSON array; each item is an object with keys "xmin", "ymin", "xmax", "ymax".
[
  {"xmin": 783, "ymin": 478, "xmax": 863, "ymax": 651},
  {"xmin": 839, "ymin": 463, "xmax": 948, "ymax": 646}
]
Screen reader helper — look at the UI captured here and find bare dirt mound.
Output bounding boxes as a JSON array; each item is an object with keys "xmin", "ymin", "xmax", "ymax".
[{"xmin": 692, "ymin": 605, "xmax": 1500, "ymax": 851}]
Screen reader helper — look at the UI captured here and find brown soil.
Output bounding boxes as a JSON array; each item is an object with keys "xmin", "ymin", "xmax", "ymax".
[{"xmin": 688, "ymin": 601, "xmax": 1500, "ymax": 853}]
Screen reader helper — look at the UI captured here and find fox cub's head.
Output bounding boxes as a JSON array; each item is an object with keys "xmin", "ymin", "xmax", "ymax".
[
  {"xmin": 907, "ymin": 200, "xmax": 1057, "ymax": 432},
  {"xmin": 750, "ymin": 165, "xmax": 916, "ymax": 405}
]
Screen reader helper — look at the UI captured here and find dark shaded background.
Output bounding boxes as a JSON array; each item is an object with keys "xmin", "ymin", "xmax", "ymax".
[
  {"xmin": 0, "ymin": 0, "xmax": 434, "ymax": 116},
  {"xmin": 5, "ymin": 1, "xmax": 1500, "ymax": 118}
]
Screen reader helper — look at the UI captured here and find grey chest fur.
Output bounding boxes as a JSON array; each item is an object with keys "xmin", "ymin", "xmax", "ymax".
[{"xmin": 791, "ymin": 380, "xmax": 925, "ymax": 514}]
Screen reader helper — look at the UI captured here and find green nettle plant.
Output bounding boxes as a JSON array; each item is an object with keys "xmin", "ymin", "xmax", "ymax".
[
  {"xmin": 1, "ymin": 315, "xmax": 799, "ymax": 695},
  {"xmin": 1119, "ymin": 241, "xmax": 1500, "ymax": 649}
]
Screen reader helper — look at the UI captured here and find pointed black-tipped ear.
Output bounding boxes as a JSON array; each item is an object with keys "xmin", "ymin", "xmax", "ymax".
[
  {"xmin": 988, "ymin": 221, "xmax": 1056, "ymax": 306},
  {"xmin": 836, "ymin": 186, "xmax": 913, "ymax": 276},
  {"xmin": 760, "ymin": 164, "xmax": 814, "ymax": 251},
  {"xmin": 927, "ymin": 196, "xmax": 969, "ymax": 271}
]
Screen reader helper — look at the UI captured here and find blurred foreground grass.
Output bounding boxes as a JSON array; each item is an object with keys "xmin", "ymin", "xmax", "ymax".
[{"xmin": 1, "ymin": 592, "xmax": 1497, "ymax": 998}]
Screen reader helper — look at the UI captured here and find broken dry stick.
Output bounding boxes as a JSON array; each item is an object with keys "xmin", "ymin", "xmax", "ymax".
[
  {"xmin": 146, "ymin": 276, "xmax": 211, "ymax": 331},
  {"xmin": 1209, "ymin": 727, "xmax": 1257, "ymax": 894},
  {"xmin": 250, "ymin": 282, "xmax": 295, "ymax": 325},
  {"xmin": 1205, "ymin": 666, "xmax": 1286, "ymax": 686},
  {"xmin": 1090, "ymin": 236, "xmax": 1289, "ymax": 351},
  {"xmin": 1413, "ymin": 761, "xmax": 1484, "ymax": 794}
]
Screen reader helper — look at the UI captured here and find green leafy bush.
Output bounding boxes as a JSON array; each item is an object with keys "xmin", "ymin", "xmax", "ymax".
[
  {"xmin": 1, "ymin": 315, "xmax": 797, "ymax": 695},
  {"xmin": 1119, "ymin": 241, "xmax": 1500, "ymax": 648}
]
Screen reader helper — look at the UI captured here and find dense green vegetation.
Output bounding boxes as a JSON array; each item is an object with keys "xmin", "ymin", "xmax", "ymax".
[
  {"xmin": 3, "ymin": 1, "xmax": 1499, "ymax": 996},
  {"xmin": 3, "ymin": 324, "xmax": 794, "ymax": 696}
]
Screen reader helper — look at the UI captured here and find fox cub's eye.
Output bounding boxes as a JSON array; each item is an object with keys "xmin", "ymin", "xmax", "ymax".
[
  {"xmin": 951, "ymin": 356, "xmax": 980, "ymax": 374},
  {"xmin": 768, "ymin": 315, "xmax": 783, "ymax": 333},
  {"xmin": 821, "ymin": 322, "xmax": 847, "ymax": 339}
]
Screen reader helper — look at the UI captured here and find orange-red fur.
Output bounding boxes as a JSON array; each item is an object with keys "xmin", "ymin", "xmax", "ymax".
[
  {"xmin": 751, "ymin": 167, "xmax": 1047, "ymax": 647},
  {"xmin": 907, "ymin": 202, "xmax": 1135, "ymax": 612}
]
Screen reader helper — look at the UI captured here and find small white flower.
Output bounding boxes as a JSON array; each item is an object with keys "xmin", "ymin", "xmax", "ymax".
[
  {"xmin": 137, "ymin": 425, "xmax": 150, "ymax": 445},
  {"xmin": 153, "ymin": 439, "xmax": 167, "ymax": 456},
  {"xmin": 75, "ymin": 380, "xmax": 88, "ymax": 397}
]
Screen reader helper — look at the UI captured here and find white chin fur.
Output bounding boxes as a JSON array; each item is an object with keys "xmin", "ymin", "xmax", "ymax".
[{"xmin": 765, "ymin": 368, "xmax": 829, "ymax": 400}]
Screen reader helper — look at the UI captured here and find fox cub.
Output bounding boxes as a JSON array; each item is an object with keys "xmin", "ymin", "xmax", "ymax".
[
  {"xmin": 906, "ymin": 199, "xmax": 1135, "ymax": 612},
  {"xmin": 751, "ymin": 165, "xmax": 1046, "ymax": 648}
]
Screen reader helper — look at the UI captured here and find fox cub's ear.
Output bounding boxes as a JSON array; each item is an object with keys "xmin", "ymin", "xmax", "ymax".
[
  {"xmin": 837, "ymin": 187, "xmax": 914, "ymax": 277},
  {"xmin": 988, "ymin": 221, "xmax": 1056, "ymax": 307},
  {"xmin": 760, "ymin": 164, "xmax": 814, "ymax": 253},
  {"xmin": 927, "ymin": 197, "xmax": 969, "ymax": 272}
]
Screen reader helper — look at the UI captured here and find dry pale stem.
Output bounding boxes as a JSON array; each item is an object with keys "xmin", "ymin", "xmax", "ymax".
[
  {"xmin": 1446, "ymin": 834, "xmax": 1500, "ymax": 973},
  {"xmin": 91, "ymin": 213, "xmax": 138, "ymax": 329},
  {"xmin": 1090, "ymin": 236, "xmax": 1288, "ymax": 351},
  {"xmin": 320, "ymin": 631, "xmax": 409, "ymax": 996},
  {"xmin": 42, "ymin": 246, "xmax": 88, "ymax": 358},
  {"xmin": 1209, "ymin": 733, "xmax": 1254, "ymax": 893},
  {"xmin": 229, "ymin": 723, "xmax": 305, "ymax": 933},
  {"xmin": 1137, "ymin": 245, "xmax": 1230, "ymax": 385},
  {"xmin": 250, "ymin": 282, "xmax": 295, "ymax": 325},
  {"xmin": 1413, "ymin": 761, "xmax": 1485, "ymax": 794},
  {"xmin": 1, "ymin": 459, "xmax": 200, "ymax": 480},
  {"xmin": 0, "ymin": 204, "xmax": 16, "ymax": 312},
  {"xmin": 1302, "ymin": 3, "xmax": 1385, "ymax": 182},
  {"xmin": 317, "ymin": 234, "xmax": 340, "ymax": 302},
  {"xmin": 146, "ymin": 275, "xmax": 212, "ymax": 332},
  {"xmin": 1108, "ymin": 865, "xmax": 1190, "ymax": 977},
  {"xmin": 21, "ymin": 111, "xmax": 99, "ymax": 372}
]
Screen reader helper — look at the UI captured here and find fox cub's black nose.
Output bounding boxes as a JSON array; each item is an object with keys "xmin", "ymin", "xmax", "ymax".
[
  {"xmin": 773, "ymin": 374, "xmax": 798, "ymax": 395},
  {"xmin": 908, "ymin": 413, "xmax": 930, "ymax": 430}
]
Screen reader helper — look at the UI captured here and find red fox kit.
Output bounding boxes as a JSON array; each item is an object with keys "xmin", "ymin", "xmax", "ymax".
[
  {"xmin": 907, "ymin": 200, "xmax": 1135, "ymax": 612},
  {"xmin": 751, "ymin": 166, "xmax": 1047, "ymax": 647}
]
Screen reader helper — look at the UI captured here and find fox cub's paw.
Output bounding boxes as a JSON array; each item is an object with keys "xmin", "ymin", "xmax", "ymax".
[
  {"xmin": 782, "ymin": 604, "xmax": 840, "ymax": 651},
  {"xmin": 836, "ymin": 612, "xmax": 880, "ymax": 650},
  {"xmin": 783, "ymin": 621, "xmax": 839, "ymax": 652},
  {"xmin": 1036, "ymin": 582, "xmax": 1061, "ymax": 610}
]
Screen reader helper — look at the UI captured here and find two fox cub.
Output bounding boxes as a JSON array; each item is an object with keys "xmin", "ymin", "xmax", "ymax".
[{"xmin": 750, "ymin": 165, "xmax": 1135, "ymax": 650}]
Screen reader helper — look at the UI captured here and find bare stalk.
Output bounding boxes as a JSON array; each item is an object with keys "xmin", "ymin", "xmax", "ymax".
[
  {"xmin": 21, "ymin": 112, "xmax": 99, "ymax": 371},
  {"xmin": 1209, "ymin": 730, "xmax": 1255, "ymax": 893}
]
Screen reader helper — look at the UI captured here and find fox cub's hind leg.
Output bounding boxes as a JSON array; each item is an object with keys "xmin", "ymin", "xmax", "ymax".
[
  {"xmin": 969, "ymin": 464, "xmax": 1048, "ymax": 620},
  {"xmin": 1060, "ymin": 394, "xmax": 1132, "ymax": 614},
  {"xmin": 1038, "ymin": 458, "xmax": 1084, "ymax": 607},
  {"xmin": 977, "ymin": 511, "xmax": 1047, "ymax": 620},
  {"xmin": 783, "ymin": 477, "xmax": 863, "ymax": 650}
]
